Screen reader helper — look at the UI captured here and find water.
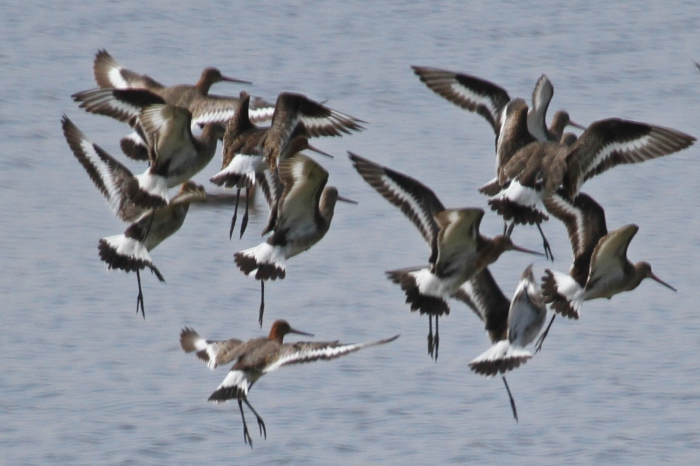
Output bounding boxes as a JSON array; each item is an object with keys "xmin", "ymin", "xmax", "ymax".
[{"xmin": 2, "ymin": 0, "xmax": 700, "ymax": 463}]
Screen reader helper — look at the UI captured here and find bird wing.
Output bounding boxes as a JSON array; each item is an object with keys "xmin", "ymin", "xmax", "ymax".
[
  {"xmin": 586, "ymin": 224, "xmax": 639, "ymax": 289},
  {"xmin": 139, "ymin": 104, "xmax": 197, "ymax": 172},
  {"xmin": 506, "ymin": 265, "xmax": 546, "ymax": 347},
  {"xmin": 190, "ymin": 94, "xmax": 275, "ymax": 127},
  {"xmin": 275, "ymin": 153, "xmax": 328, "ymax": 239},
  {"xmin": 453, "ymin": 268, "xmax": 510, "ymax": 343},
  {"xmin": 179, "ymin": 327, "xmax": 245, "ymax": 370},
  {"xmin": 526, "ymin": 74, "xmax": 554, "ymax": 142},
  {"xmin": 258, "ymin": 168, "xmax": 285, "ymax": 236},
  {"xmin": 565, "ymin": 118, "xmax": 696, "ymax": 198},
  {"xmin": 542, "ymin": 190, "xmax": 608, "ymax": 286},
  {"xmin": 433, "ymin": 208, "xmax": 483, "ymax": 277},
  {"xmin": 349, "ymin": 152, "xmax": 445, "ymax": 260},
  {"xmin": 263, "ymin": 335, "xmax": 400, "ymax": 373},
  {"xmin": 71, "ymin": 88, "xmax": 166, "ymax": 125},
  {"xmin": 411, "ymin": 66, "xmax": 511, "ymax": 135},
  {"xmin": 210, "ymin": 93, "xmax": 267, "ymax": 188},
  {"xmin": 93, "ymin": 49, "xmax": 164, "ymax": 90},
  {"xmin": 272, "ymin": 92, "xmax": 365, "ymax": 139},
  {"xmin": 61, "ymin": 115, "xmax": 144, "ymax": 223}
]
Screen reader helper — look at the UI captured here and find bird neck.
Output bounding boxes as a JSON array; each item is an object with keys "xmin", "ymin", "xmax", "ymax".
[
  {"xmin": 482, "ymin": 236, "xmax": 507, "ymax": 266},
  {"xmin": 629, "ymin": 263, "xmax": 650, "ymax": 291},
  {"xmin": 195, "ymin": 75, "xmax": 214, "ymax": 95}
]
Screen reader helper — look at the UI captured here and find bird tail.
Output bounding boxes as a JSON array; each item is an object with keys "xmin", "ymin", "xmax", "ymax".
[
  {"xmin": 541, "ymin": 269, "xmax": 583, "ymax": 319},
  {"xmin": 469, "ymin": 340, "xmax": 532, "ymax": 376},
  {"xmin": 234, "ymin": 242, "xmax": 286, "ymax": 280},
  {"xmin": 386, "ymin": 268, "xmax": 450, "ymax": 316},
  {"xmin": 179, "ymin": 327, "xmax": 218, "ymax": 370},
  {"xmin": 208, "ymin": 370, "xmax": 251, "ymax": 402},
  {"xmin": 488, "ymin": 181, "xmax": 548, "ymax": 225},
  {"xmin": 209, "ymin": 155, "xmax": 261, "ymax": 188},
  {"xmin": 98, "ymin": 235, "xmax": 164, "ymax": 281},
  {"xmin": 127, "ymin": 172, "xmax": 169, "ymax": 209}
]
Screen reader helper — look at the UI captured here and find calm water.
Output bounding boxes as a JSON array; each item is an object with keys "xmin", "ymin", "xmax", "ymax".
[{"xmin": 2, "ymin": 0, "xmax": 700, "ymax": 464}]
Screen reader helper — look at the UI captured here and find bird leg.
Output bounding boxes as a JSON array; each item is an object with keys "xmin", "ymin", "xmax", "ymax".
[
  {"xmin": 536, "ymin": 223, "xmax": 554, "ymax": 261},
  {"xmin": 141, "ymin": 211, "xmax": 156, "ymax": 241},
  {"xmin": 229, "ymin": 188, "xmax": 241, "ymax": 240},
  {"xmin": 135, "ymin": 269, "xmax": 146, "ymax": 319},
  {"xmin": 244, "ymin": 399, "xmax": 267, "ymax": 439},
  {"xmin": 427, "ymin": 315, "xmax": 434, "ymax": 359},
  {"xmin": 505, "ymin": 221, "xmax": 515, "ymax": 237},
  {"xmin": 238, "ymin": 400, "xmax": 254, "ymax": 447},
  {"xmin": 239, "ymin": 187, "xmax": 250, "ymax": 239},
  {"xmin": 502, "ymin": 376, "xmax": 518, "ymax": 422},
  {"xmin": 534, "ymin": 314, "xmax": 556, "ymax": 353},
  {"xmin": 258, "ymin": 280, "xmax": 265, "ymax": 328},
  {"xmin": 434, "ymin": 316, "xmax": 440, "ymax": 362}
]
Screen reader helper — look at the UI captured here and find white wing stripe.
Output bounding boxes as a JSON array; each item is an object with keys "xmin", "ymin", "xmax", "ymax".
[
  {"xmin": 109, "ymin": 68, "xmax": 129, "ymax": 89},
  {"xmin": 380, "ymin": 174, "xmax": 435, "ymax": 245},
  {"xmin": 264, "ymin": 343, "xmax": 366, "ymax": 372},
  {"xmin": 584, "ymin": 135, "xmax": 653, "ymax": 175},
  {"xmin": 79, "ymin": 139, "xmax": 123, "ymax": 216},
  {"xmin": 449, "ymin": 83, "xmax": 501, "ymax": 124}
]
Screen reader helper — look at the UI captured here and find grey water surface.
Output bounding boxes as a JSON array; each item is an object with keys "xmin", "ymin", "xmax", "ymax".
[{"xmin": 2, "ymin": 0, "xmax": 700, "ymax": 464}]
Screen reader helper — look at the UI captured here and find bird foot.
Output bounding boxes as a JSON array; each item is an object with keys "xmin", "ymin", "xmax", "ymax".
[
  {"xmin": 535, "ymin": 314, "xmax": 556, "ymax": 353},
  {"xmin": 543, "ymin": 239, "xmax": 554, "ymax": 262},
  {"xmin": 434, "ymin": 333, "xmax": 439, "ymax": 362},
  {"xmin": 242, "ymin": 423, "xmax": 253, "ymax": 448},
  {"xmin": 256, "ymin": 416, "xmax": 267, "ymax": 439},
  {"xmin": 240, "ymin": 211, "xmax": 249, "ymax": 239}
]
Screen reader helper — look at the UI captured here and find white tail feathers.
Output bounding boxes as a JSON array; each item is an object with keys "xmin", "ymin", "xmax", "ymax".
[
  {"xmin": 234, "ymin": 243, "xmax": 287, "ymax": 280},
  {"xmin": 134, "ymin": 172, "xmax": 169, "ymax": 204},
  {"xmin": 101, "ymin": 234, "xmax": 153, "ymax": 265},
  {"xmin": 469, "ymin": 340, "xmax": 533, "ymax": 376},
  {"xmin": 544, "ymin": 269, "xmax": 584, "ymax": 319},
  {"xmin": 98, "ymin": 234, "xmax": 164, "ymax": 281},
  {"xmin": 210, "ymin": 154, "xmax": 262, "ymax": 188}
]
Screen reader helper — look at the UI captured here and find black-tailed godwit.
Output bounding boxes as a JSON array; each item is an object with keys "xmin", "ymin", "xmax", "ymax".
[
  {"xmin": 124, "ymin": 102, "xmax": 225, "ymax": 208},
  {"xmin": 535, "ymin": 190, "xmax": 676, "ymax": 351},
  {"xmin": 349, "ymin": 152, "xmax": 542, "ymax": 360},
  {"xmin": 210, "ymin": 91, "xmax": 343, "ymax": 239},
  {"xmin": 234, "ymin": 153, "xmax": 356, "ymax": 326},
  {"xmin": 180, "ymin": 320, "xmax": 399, "ymax": 447},
  {"xmin": 91, "ymin": 49, "xmax": 275, "ymax": 126},
  {"xmin": 62, "ymin": 114, "xmax": 208, "ymax": 316},
  {"xmin": 457, "ymin": 265, "xmax": 546, "ymax": 421}
]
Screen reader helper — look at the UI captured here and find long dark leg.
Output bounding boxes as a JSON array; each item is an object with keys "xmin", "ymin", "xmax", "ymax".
[
  {"xmin": 427, "ymin": 315, "xmax": 434, "ymax": 359},
  {"xmin": 434, "ymin": 315, "xmax": 440, "ymax": 362},
  {"xmin": 142, "ymin": 212, "xmax": 156, "ymax": 241},
  {"xmin": 502, "ymin": 376, "xmax": 518, "ymax": 422},
  {"xmin": 135, "ymin": 269, "xmax": 145, "ymax": 319},
  {"xmin": 536, "ymin": 222, "xmax": 554, "ymax": 261},
  {"xmin": 258, "ymin": 280, "xmax": 265, "ymax": 328},
  {"xmin": 535, "ymin": 314, "xmax": 556, "ymax": 353},
  {"xmin": 229, "ymin": 188, "xmax": 241, "ymax": 240},
  {"xmin": 506, "ymin": 221, "xmax": 515, "ymax": 237},
  {"xmin": 238, "ymin": 400, "xmax": 253, "ymax": 447},
  {"xmin": 503, "ymin": 221, "xmax": 509, "ymax": 236},
  {"xmin": 240, "ymin": 187, "xmax": 250, "ymax": 239},
  {"xmin": 243, "ymin": 399, "xmax": 267, "ymax": 439}
]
